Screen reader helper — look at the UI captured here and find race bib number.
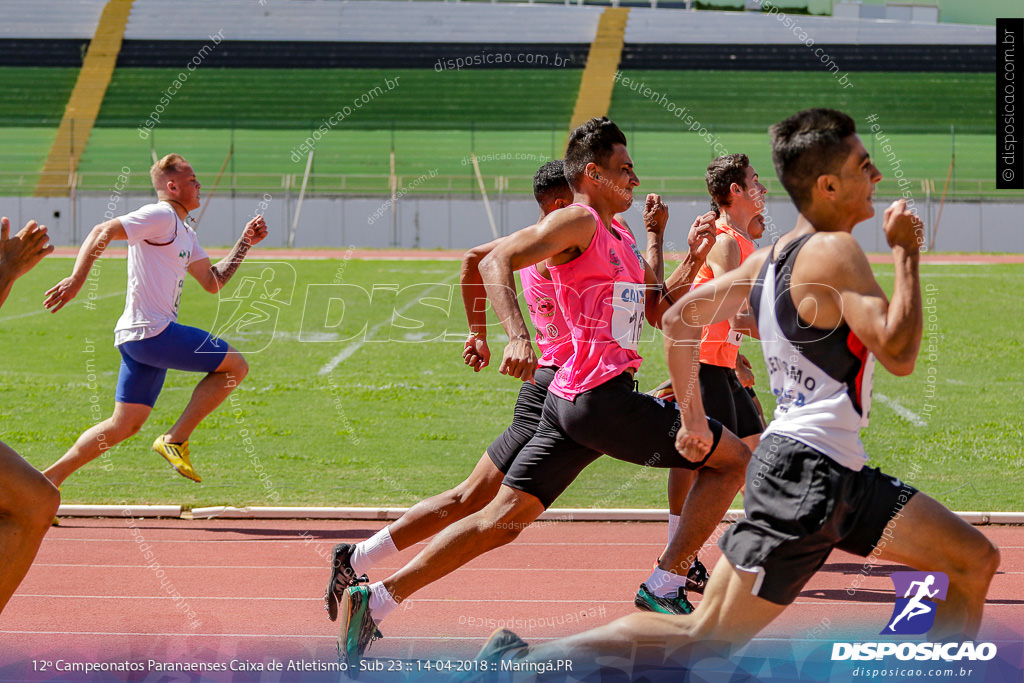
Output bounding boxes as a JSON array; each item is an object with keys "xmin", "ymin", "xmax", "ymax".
[{"xmin": 611, "ymin": 282, "xmax": 645, "ymax": 351}]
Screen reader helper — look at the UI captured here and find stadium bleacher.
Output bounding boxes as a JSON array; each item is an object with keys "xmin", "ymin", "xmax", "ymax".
[{"xmin": 0, "ymin": 0, "xmax": 1002, "ymax": 200}]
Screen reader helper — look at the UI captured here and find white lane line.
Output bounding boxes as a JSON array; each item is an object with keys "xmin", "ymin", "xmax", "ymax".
[
  {"xmin": 13, "ymin": 593, "xmax": 1022, "ymax": 602},
  {"xmin": 2, "ymin": 629, "xmax": 1020, "ymax": 641},
  {"xmin": 0, "ymin": 630, "xmax": 552, "ymax": 641},
  {"xmin": 874, "ymin": 392, "xmax": 927, "ymax": 427},
  {"xmin": 13, "ymin": 595, "xmax": 624, "ymax": 603},
  {"xmin": 40, "ymin": 538, "xmax": 674, "ymax": 546},
  {"xmin": 32, "ymin": 563, "xmax": 1024, "ymax": 576},
  {"xmin": 0, "ymin": 290, "xmax": 125, "ymax": 323},
  {"xmin": 318, "ymin": 272, "xmax": 458, "ymax": 375},
  {"xmin": 29, "ymin": 564, "xmax": 683, "ymax": 571}
]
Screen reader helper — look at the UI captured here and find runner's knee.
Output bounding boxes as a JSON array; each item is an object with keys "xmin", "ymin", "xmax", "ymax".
[
  {"xmin": 477, "ymin": 504, "xmax": 532, "ymax": 545},
  {"xmin": 111, "ymin": 415, "xmax": 147, "ymax": 440},
  {"xmin": 35, "ymin": 477, "xmax": 61, "ymax": 522},
  {"xmin": 221, "ymin": 351, "xmax": 248, "ymax": 382},
  {"xmin": 709, "ymin": 430, "xmax": 751, "ymax": 474},
  {"xmin": 9, "ymin": 468, "xmax": 61, "ymax": 527},
  {"xmin": 451, "ymin": 478, "xmax": 500, "ymax": 513},
  {"xmin": 935, "ymin": 529, "xmax": 1000, "ymax": 591},
  {"xmin": 957, "ymin": 534, "xmax": 1000, "ymax": 585}
]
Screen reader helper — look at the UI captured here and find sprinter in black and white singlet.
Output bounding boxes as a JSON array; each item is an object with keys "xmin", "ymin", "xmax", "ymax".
[
  {"xmin": 459, "ymin": 110, "xmax": 1001, "ymax": 676},
  {"xmin": 751, "ymin": 231, "xmax": 875, "ymax": 470}
]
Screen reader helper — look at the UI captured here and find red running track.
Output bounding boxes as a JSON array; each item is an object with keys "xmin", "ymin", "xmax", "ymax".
[{"xmin": 2, "ymin": 518, "xmax": 1022, "ymax": 670}]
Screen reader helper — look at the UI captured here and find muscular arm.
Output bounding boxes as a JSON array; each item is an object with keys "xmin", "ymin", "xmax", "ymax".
[
  {"xmin": 43, "ymin": 219, "xmax": 126, "ymax": 312},
  {"xmin": 644, "ymin": 211, "xmax": 717, "ymax": 327},
  {"xmin": 640, "ymin": 194, "xmax": 669, "ymax": 282},
  {"xmin": 460, "ymin": 237, "xmax": 504, "ymax": 371},
  {"xmin": 478, "ymin": 207, "xmax": 596, "ymax": 382},
  {"xmin": 663, "ymin": 249, "xmax": 704, "ymax": 302},
  {"xmin": 799, "ymin": 230, "xmax": 921, "ymax": 376},
  {"xmin": 461, "ymin": 238, "xmax": 503, "ymax": 338},
  {"xmin": 645, "ymin": 229, "xmax": 664, "ymax": 283},
  {"xmin": 644, "ymin": 262, "xmax": 665, "ymax": 327},
  {"xmin": 663, "ymin": 250, "xmax": 769, "ymax": 460},
  {"xmin": 189, "ymin": 215, "xmax": 268, "ymax": 293}
]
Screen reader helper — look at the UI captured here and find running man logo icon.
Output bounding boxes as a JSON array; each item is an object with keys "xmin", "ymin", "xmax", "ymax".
[
  {"xmin": 206, "ymin": 262, "xmax": 297, "ymax": 353},
  {"xmin": 881, "ymin": 571, "xmax": 949, "ymax": 635}
]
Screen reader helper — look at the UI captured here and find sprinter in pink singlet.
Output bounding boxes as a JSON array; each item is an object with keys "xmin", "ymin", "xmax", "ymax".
[
  {"xmin": 324, "ymin": 161, "xmax": 575, "ymax": 621},
  {"xmin": 333, "ymin": 120, "xmax": 743, "ymax": 665},
  {"xmin": 327, "ymin": 159, "xmax": 719, "ymax": 653}
]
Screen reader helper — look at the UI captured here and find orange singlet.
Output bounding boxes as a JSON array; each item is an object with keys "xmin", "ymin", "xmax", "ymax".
[{"xmin": 691, "ymin": 221, "xmax": 756, "ymax": 368}]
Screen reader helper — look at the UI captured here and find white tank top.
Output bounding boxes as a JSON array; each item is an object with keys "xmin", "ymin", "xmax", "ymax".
[{"xmin": 751, "ymin": 234, "xmax": 875, "ymax": 471}]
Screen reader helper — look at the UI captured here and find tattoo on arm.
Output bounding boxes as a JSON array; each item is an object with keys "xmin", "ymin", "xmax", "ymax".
[{"xmin": 212, "ymin": 238, "xmax": 251, "ymax": 286}]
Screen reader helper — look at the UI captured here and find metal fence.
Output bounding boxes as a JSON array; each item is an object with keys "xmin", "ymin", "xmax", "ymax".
[{"xmin": 5, "ymin": 171, "xmax": 1020, "ymax": 201}]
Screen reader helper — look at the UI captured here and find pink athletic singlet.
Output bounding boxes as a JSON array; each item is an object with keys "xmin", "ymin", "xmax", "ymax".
[
  {"xmin": 548, "ymin": 204, "xmax": 647, "ymax": 401},
  {"xmin": 520, "ymin": 264, "xmax": 573, "ymax": 369}
]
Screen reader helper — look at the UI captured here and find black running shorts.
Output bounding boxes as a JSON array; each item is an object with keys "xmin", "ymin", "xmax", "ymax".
[
  {"xmin": 503, "ymin": 372, "xmax": 724, "ymax": 508},
  {"xmin": 487, "ymin": 366, "xmax": 557, "ymax": 474},
  {"xmin": 699, "ymin": 363, "xmax": 762, "ymax": 439},
  {"xmin": 719, "ymin": 433, "xmax": 918, "ymax": 605}
]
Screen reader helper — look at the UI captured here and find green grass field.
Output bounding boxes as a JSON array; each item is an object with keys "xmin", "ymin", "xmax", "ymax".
[
  {"xmin": 609, "ymin": 71, "xmax": 995, "ymax": 133},
  {"xmin": 2, "ymin": 257, "xmax": 1020, "ymax": 512}
]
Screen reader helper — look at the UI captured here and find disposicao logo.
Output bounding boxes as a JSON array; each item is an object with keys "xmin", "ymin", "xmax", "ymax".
[
  {"xmin": 831, "ymin": 571, "xmax": 998, "ymax": 663},
  {"xmin": 882, "ymin": 571, "xmax": 948, "ymax": 635}
]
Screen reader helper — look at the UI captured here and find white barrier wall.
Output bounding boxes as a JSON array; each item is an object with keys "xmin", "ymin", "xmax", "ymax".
[
  {"xmin": 5, "ymin": 194, "xmax": 1021, "ymax": 254},
  {"xmin": 124, "ymin": 0, "xmax": 604, "ymax": 43}
]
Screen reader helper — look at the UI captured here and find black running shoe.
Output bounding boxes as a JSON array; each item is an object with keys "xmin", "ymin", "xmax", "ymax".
[
  {"xmin": 324, "ymin": 543, "xmax": 365, "ymax": 621},
  {"xmin": 686, "ymin": 557, "xmax": 710, "ymax": 594}
]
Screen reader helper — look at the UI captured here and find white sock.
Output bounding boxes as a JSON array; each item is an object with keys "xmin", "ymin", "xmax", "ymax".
[
  {"xmin": 667, "ymin": 513, "xmax": 680, "ymax": 544},
  {"xmin": 645, "ymin": 567, "xmax": 688, "ymax": 598},
  {"xmin": 351, "ymin": 526, "xmax": 398, "ymax": 576},
  {"xmin": 367, "ymin": 581, "xmax": 400, "ymax": 622}
]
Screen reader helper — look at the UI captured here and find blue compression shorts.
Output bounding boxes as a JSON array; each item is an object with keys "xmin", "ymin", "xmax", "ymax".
[{"xmin": 115, "ymin": 322, "xmax": 229, "ymax": 407}]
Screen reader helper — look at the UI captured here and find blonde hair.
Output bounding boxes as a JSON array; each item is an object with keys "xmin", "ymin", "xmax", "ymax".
[{"xmin": 150, "ymin": 153, "xmax": 191, "ymax": 190}]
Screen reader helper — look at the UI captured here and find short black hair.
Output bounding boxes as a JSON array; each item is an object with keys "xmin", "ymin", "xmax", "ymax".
[
  {"xmin": 705, "ymin": 154, "xmax": 750, "ymax": 209},
  {"xmin": 769, "ymin": 108, "xmax": 856, "ymax": 211},
  {"xmin": 533, "ymin": 160, "xmax": 570, "ymax": 204},
  {"xmin": 563, "ymin": 117, "xmax": 627, "ymax": 191}
]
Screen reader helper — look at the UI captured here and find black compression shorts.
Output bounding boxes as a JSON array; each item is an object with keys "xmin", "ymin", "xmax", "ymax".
[
  {"xmin": 487, "ymin": 366, "xmax": 557, "ymax": 473},
  {"xmin": 503, "ymin": 372, "xmax": 724, "ymax": 508},
  {"xmin": 699, "ymin": 363, "xmax": 763, "ymax": 439}
]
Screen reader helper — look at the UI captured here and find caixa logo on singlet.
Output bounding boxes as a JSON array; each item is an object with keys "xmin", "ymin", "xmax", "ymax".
[{"xmin": 831, "ymin": 571, "xmax": 997, "ymax": 662}]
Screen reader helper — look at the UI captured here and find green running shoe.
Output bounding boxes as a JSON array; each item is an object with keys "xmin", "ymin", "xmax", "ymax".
[
  {"xmin": 337, "ymin": 584, "xmax": 382, "ymax": 669},
  {"xmin": 634, "ymin": 582, "xmax": 694, "ymax": 615}
]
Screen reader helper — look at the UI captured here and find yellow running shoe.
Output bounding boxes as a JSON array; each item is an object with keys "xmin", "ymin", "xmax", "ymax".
[{"xmin": 153, "ymin": 436, "xmax": 201, "ymax": 482}]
